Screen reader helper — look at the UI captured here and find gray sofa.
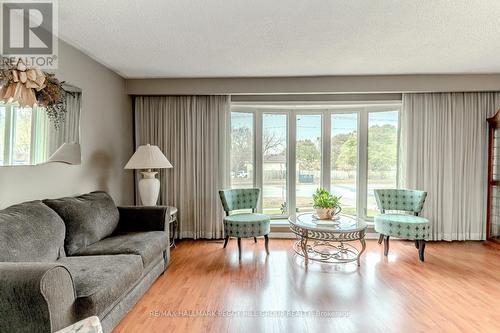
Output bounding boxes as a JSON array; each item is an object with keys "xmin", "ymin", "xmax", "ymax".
[{"xmin": 0, "ymin": 191, "xmax": 170, "ymax": 333}]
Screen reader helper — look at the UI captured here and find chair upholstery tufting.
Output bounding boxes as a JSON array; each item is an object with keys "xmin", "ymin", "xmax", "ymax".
[
  {"xmin": 218, "ymin": 188, "xmax": 260, "ymax": 212},
  {"xmin": 218, "ymin": 188, "xmax": 270, "ymax": 259},
  {"xmin": 223, "ymin": 213, "xmax": 271, "ymax": 237},
  {"xmin": 218, "ymin": 188, "xmax": 270, "ymax": 238},
  {"xmin": 374, "ymin": 189, "xmax": 427, "ymax": 213},
  {"xmin": 374, "ymin": 214, "xmax": 430, "ymax": 240},
  {"xmin": 373, "ymin": 189, "xmax": 430, "ymax": 261}
]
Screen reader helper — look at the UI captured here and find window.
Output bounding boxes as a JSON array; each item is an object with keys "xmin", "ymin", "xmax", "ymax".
[
  {"xmin": 13, "ymin": 107, "xmax": 33, "ymax": 165},
  {"xmin": 0, "ymin": 103, "xmax": 49, "ymax": 166},
  {"xmin": 230, "ymin": 112, "xmax": 254, "ymax": 188},
  {"xmin": 296, "ymin": 114, "xmax": 322, "ymax": 212},
  {"xmin": 262, "ymin": 113, "xmax": 287, "ymax": 215},
  {"xmin": 331, "ymin": 113, "xmax": 358, "ymax": 216},
  {"xmin": 229, "ymin": 103, "xmax": 400, "ymax": 221},
  {"xmin": 366, "ymin": 111, "xmax": 399, "ymax": 217}
]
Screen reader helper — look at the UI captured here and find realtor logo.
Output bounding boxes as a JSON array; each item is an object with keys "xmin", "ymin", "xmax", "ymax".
[{"xmin": 0, "ymin": 0, "xmax": 58, "ymax": 68}]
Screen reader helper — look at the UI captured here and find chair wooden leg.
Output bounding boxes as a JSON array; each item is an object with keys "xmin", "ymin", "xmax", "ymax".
[
  {"xmin": 415, "ymin": 240, "xmax": 419, "ymax": 249},
  {"xmin": 237, "ymin": 237, "xmax": 242, "ymax": 260},
  {"xmin": 223, "ymin": 236, "xmax": 229, "ymax": 248},
  {"xmin": 378, "ymin": 234, "xmax": 384, "ymax": 244},
  {"xmin": 264, "ymin": 234, "xmax": 270, "ymax": 255},
  {"xmin": 418, "ymin": 240, "xmax": 426, "ymax": 262},
  {"xmin": 254, "ymin": 237, "xmax": 257, "ymax": 243},
  {"xmin": 383, "ymin": 235, "xmax": 390, "ymax": 256}
]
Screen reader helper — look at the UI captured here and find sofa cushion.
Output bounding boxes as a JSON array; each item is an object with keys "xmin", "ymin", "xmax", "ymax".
[
  {"xmin": 0, "ymin": 201, "xmax": 65, "ymax": 261},
  {"xmin": 74, "ymin": 231, "xmax": 168, "ymax": 268},
  {"xmin": 43, "ymin": 192, "xmax": 119, "ymax": 255},
  {"xmin": 58, "ymin": 255, "xmax": 143, "ymax": 319}
]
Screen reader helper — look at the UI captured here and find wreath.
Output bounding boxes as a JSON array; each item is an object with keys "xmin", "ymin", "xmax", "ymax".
[{"xmin": 0, "ymin": 61, "xmax": 68, "ymax": 128}]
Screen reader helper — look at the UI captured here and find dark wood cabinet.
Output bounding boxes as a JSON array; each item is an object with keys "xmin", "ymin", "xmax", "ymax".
[{"xmin": 487, "ymin": 110, "xmax": 500, "ymax": 243}]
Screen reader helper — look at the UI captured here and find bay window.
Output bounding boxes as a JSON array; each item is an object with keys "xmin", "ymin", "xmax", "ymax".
[{"xmin": 230, "ymin": 103, "xmax": 400, "ymax": 221}]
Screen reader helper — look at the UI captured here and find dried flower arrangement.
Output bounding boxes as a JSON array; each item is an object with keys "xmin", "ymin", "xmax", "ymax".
[{"xmin": 0, "ymin": 61, "xmax": 68, "ymax": 128}]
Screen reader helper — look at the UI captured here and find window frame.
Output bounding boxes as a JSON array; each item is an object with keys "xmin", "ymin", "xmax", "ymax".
[
  {"xmin": 230, "ymin": 102, "xmax": 401, "ymax": 222},
  {"xmin": 2, "ymin": 104, "xmax": 14, "ymax": 165}
]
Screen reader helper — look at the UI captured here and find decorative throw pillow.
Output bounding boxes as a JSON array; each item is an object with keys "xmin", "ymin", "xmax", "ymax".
[{"xmin": 43, "ymin": 191, "xmax": 119, "ymax": 255}]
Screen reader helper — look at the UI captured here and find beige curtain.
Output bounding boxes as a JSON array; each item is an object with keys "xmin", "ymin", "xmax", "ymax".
[
  {"xmin": 400, "ymin": 92, "xmax": 500, "ymax": 240},
  {"xmin": 134, "ymin": 96, "xmax": 230, "ymax": 239}
]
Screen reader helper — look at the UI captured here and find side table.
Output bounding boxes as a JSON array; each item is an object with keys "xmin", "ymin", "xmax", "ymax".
[{"xmin": 167, "ymin": 206, "xmax": 178, "ymax": 248}]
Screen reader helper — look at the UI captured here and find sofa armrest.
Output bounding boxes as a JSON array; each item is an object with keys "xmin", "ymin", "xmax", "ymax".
[
  {"xmin": 117, "ymin": 206, "xmax": 169, "ymax": 232},
  {"xmin": 0, "ymin": 262, "xmax": 76, "ymax": 333}
]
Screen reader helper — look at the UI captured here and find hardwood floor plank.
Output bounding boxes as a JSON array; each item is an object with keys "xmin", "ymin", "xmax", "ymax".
[{"xmin": 114, "ymin": 239, "xmax": 500, "ymax": 333}]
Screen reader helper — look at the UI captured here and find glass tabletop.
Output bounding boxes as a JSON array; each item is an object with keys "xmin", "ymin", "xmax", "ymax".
[{"xmin": 289, "ymin": 213, "xmax": 366, "ymax": 232}]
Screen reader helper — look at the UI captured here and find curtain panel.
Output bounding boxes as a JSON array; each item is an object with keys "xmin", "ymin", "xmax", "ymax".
[
  {"xmin": 400, "ymin": 92, "xmax": 500, "ymax": 241},
  {"xmin": 134, "ymin": 95, "xmax": 230, "ymax": 239},
  {"xmin": 47, "ymin": 91, "xmax": 81, "ymax": 157}
]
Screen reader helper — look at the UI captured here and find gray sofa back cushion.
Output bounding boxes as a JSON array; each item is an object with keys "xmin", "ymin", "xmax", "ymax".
[
  {"xmin": 0, "ymin": 201, "xmax": 66, "ymax": 261},
  {"xmin": 43, "ymin": 192, "xmax": 119, "ymax": 255}
]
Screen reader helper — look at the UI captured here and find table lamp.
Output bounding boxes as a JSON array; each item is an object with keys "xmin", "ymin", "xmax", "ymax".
[{"xmin": 124, "ymin": 144, "xmax": 173, "ymax": 206}]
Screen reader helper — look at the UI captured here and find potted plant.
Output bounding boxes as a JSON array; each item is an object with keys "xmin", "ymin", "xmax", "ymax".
[{"xmin": 312, "ymin": 188, "xmax": 342, "ymax": 219}]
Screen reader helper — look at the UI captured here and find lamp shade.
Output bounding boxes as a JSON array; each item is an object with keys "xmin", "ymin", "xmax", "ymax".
[
  {"xmin": 124, "ymin": 144, "xmax": 172, "ymax": 170},
  {"xmin": 47, "ymin": 142, "xmax": 81, "ymax": 165}
]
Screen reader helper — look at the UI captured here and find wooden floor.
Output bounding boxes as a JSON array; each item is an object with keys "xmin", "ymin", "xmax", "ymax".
[{"xmin": 114, "ymin": 238, "xmax": 500, "ymax": 333}]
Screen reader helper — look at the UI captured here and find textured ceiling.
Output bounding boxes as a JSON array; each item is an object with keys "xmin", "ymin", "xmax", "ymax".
[{"xmin": 58, "ymin": 0, "xmax": 500, "ymax": 78}]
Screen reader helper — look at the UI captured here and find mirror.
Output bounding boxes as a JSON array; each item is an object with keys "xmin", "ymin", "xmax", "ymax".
[{"xmin": 0, "ymin": 84, "xmax": 81, "ymax": 166}]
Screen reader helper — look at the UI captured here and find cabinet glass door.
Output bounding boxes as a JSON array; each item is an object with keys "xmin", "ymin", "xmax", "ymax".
[{"xmin": 490, "ymin": 186, "xmax": 500, "ymax": 240}]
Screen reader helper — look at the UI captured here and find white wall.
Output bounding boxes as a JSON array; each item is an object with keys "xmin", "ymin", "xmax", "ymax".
[
  {"xmin": 0, "ymin": 40, "xmax": 134, "ymax": 208},
  {"xmin": 125, "ymin": 74, "xmax": 500, "ymax": 95}
]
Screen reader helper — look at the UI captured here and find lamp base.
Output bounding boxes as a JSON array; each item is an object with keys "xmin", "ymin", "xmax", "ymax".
[{"xmin": 138, "ymin": 171, "xmax": 160, "ymax": 206}]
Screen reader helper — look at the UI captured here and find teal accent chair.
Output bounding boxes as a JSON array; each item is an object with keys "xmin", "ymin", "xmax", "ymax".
[
  {"xmin": 374, "ymin": 189, "xmax": 430, "ymax": 261},
  {"xmin": 218, "ymin": 188, "xmax": 270, "ymax": 260}
]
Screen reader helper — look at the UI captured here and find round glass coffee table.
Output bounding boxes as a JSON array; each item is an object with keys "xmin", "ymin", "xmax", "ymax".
[{"xmin": 289, "ymin": 213, "xmax": 367, "ymax": 266}]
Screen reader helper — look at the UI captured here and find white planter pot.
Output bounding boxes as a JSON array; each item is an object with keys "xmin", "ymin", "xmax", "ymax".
[
  {"xmin": 315, "ymin": 207, "xmax": 342, "ymax": 219},
  {"xmin": 315, "ymin": 208, "xmax": 332, "ymax": 219}
]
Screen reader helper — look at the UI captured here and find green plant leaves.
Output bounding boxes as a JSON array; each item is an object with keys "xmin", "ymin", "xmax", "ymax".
[{"xmin": 312, "ymin": 188, "xmax": 342, "ymax": 209}]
